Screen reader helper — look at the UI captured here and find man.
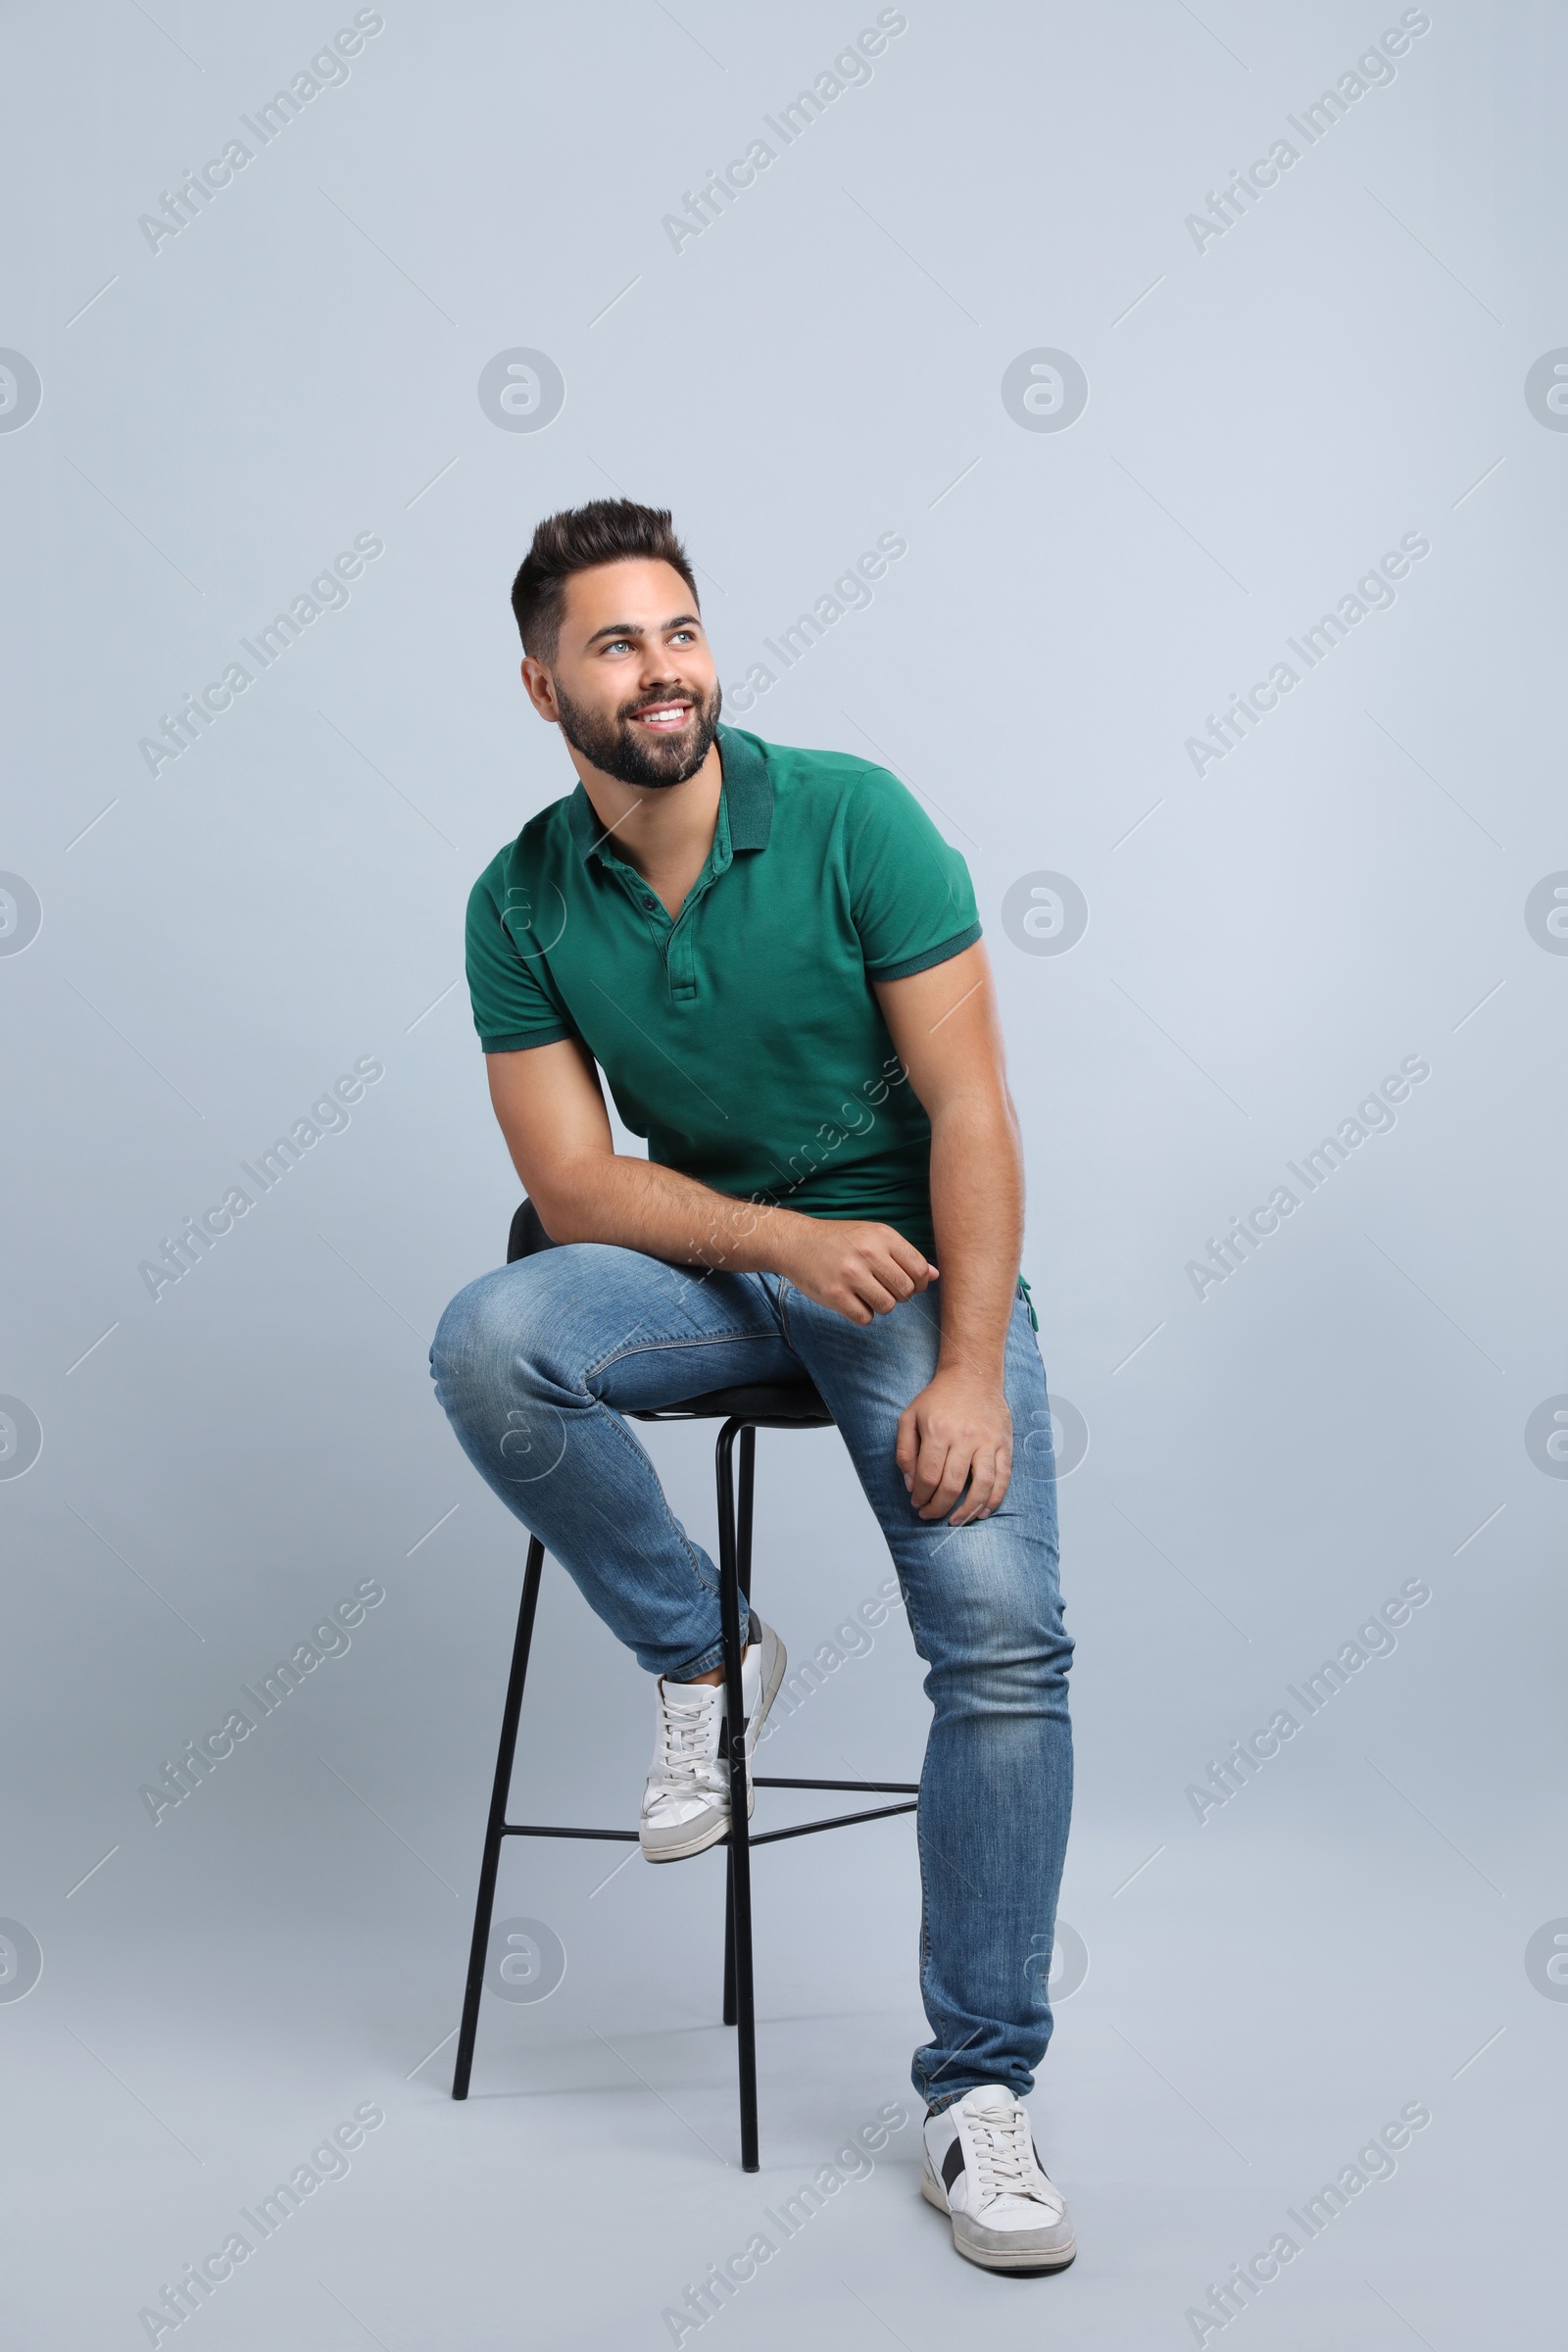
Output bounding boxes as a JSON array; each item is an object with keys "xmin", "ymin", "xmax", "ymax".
[{"xmin": 430, "ymin": 500, "xmax": 1075, "ymax": 2274}]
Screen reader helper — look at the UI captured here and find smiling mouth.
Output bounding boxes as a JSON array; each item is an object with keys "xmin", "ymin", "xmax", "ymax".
[{"xmin": 629, "ymin": 700, "xmax": 694, "ymax": 731}]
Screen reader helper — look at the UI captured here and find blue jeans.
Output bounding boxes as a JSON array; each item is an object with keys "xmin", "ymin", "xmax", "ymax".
[{"xmin": 430, "ymin": 1247, "xmax": 1073, "ymax": 2111}]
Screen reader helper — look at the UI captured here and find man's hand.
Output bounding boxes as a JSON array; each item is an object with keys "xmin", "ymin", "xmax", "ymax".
[
  {"xmin": 781, "ymin": 1218, "xmax": 936, "ymax": 1326},
  {"xmin": 897, "ymin": 1365, "xmax": 1013, "ymax": 1524}
]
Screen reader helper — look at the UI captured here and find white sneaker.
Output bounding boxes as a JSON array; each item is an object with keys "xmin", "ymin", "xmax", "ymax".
[
  {"xmin": 921, "ymin": 2084, "xmax": 1076, "ymax": 2272},
  {"xmin": 639, "ymin": 1619, "xmax": 786, "ymax": 1863}
]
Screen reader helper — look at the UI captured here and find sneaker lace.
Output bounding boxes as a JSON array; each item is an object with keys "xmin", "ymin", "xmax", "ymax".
[
  {"xmin": 651, "ymin": 1686, "xmax": 724, "ymax": 1794},
  {"xmin": 969, "ymin": 2105, "xmax": 1053, "ymax": 2207}
]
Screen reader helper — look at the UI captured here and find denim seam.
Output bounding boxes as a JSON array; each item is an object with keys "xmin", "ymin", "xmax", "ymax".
[
  {"xmin": 914, "ymin": 1772, "xmax": 939, "ymax": 2099},
  {"xmin": 571, "ymin": 1394, "xmax": 720, "ymax": 1606},
  {"xmin": 925, "ymin": 2086, "xmax": 979, "ymax": 2116},
  {"xmin": 576, "ymin": 1384, "xmax": 759, "ymax": 1678},
  {"xmin": 666, "ymin": 1611, "xmax": 760, "ymax": 1683},
  {"xmin": 564, "ymin": 1356, "xmax": 781, "ymax": 1665},
  {"xmin": 580, "ymin": 1327, "xmax": 781, "ymax": 1384}
]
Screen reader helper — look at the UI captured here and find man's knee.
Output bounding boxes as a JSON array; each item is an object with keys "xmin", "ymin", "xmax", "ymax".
[
  {"xmin": 944, "ymin": 1615, "xmax": 1072, "ymax": 1684},
  {"xmin": 430, "ymin": 1261, "xmax": 565, "ymax": 1396},
  {"xmin": 915, "ymin": 1549, "xmax": 1072, "ymax": 1699}
]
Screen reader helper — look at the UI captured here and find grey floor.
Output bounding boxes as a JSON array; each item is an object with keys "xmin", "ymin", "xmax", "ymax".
[{"xmin": 7, "ymin": 1396, "xmax": 1560, "ymax": 2348}]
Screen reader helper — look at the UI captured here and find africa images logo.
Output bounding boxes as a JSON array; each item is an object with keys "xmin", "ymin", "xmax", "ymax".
[
  {"xmin": 477, "ymin": 350, "xmax": 565, "ymax": 432},
  {"xmin": 1002, "ymin": 872, "xmax": 1089, "ymax": 956},
  {"xmin": 0, "ymin": 350, "xmax": 42, "ymax": 433},
  {"xmin": 0, "ymin": 873, "xmax": 42, "ymax": 954},
  {"xmin": 1001, "ymin": 350, "xmax": 1089, "ymax": 433}
]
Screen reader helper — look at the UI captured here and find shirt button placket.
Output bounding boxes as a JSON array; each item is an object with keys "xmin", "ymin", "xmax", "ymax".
[{"xmin": 668, "ymin": 902, "xmax": 699, "ymax": 1002}]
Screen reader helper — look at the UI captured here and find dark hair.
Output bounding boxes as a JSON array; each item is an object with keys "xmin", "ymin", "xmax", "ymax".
[{"xmin": 511, "ymin": 499, "xmax": 699, "ymax": 662}]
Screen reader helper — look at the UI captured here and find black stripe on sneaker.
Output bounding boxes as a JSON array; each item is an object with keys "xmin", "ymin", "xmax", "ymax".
[{"xmin": 941, "ymin": 2138, "xmax": 965, "ymax": 2191}]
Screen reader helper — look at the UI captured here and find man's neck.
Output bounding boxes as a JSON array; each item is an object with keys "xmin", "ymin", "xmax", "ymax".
[{"xmin": 575, "ymin": 739, "xmax": 724, "ymax": 907}]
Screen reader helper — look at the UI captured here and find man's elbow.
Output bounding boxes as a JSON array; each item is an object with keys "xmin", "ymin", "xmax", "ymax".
[
  {"xmin": 520, "ymin": 1157, "xmax": 612, "ymax": 1247},
  {"xmin": 524, "ymin": 1179, "xmax": 588, "ymax": 1247}
]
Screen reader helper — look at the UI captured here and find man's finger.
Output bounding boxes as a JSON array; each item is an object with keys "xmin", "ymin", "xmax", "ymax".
[
  {"xmin": 948, "ymin": 1451, "xmax": 996, "ymax": 1526},
  {"xmin": 851, "ymin": 1270, "xmax": 901, "ymax": 1318},
  {"xmin": 985, "ymin": 1450, "xmax": 1013, "ymax": 1514},
  {"xmin": 832, "ymin": 1264, "xmax": 896, "ymax": 1320},
  {"xmin": 909, "ymin": 1431, "xmax": 951, "ymax": 1510},
  {"xmin": 922, "ymin": 1456, "xmax": 972, "ymax": 1520},
  {"xmin": 887, "ymin": 1236, "xmax": 934, "ymax": 1289},
  {"xmin": 871, "ymin": 1257, "xmax": 917, "ymax": 1302},
  {"xmin": 896, "ymin": 1406, "xmax": 919, "ymax": 1485},
  {"xmin": 917, "ymin": 1441, "xmax": 970, "ymax": 1520}
]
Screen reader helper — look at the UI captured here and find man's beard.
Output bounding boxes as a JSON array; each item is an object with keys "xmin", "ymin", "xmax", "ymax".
[{"xmin": 553, "ymin": 679, "xmax": 722, "ymax": 790}]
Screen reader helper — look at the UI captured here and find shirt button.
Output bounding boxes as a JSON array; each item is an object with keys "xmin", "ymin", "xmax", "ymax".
[{"xmin": 642, "ymin": 896, "xmax": 657, "ymax": 909}]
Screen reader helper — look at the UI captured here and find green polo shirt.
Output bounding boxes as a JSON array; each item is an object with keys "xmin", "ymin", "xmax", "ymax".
[{"xmin": 465, "ymin": 724, "xmax": 980, "ymax": 1259}]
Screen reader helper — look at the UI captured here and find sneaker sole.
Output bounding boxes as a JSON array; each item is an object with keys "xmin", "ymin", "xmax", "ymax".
[
  {"xmin": 920, "ymin": 2170, "xmax": 1077, "ymax": 2273},
  {"xmin": 641, "ymin": 1627, "xmax": 787, "ymax": 1864}
]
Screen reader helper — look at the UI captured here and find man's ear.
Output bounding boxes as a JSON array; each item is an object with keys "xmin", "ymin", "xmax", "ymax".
[{"xmin": 520, "ymin": 656, "xmax": 559, "ymax": 723}]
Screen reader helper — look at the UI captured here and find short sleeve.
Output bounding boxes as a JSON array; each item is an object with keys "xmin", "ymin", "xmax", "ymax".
[
  {"xmin": 465, "ymin": 858, "xmax": 579, "ymax": 1054},
  {"xmin": 845, "ymin": 768, "xmax": 982, "ymax": 981}
]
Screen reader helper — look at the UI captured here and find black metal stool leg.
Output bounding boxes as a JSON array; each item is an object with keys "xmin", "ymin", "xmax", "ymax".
[
  {"xmin": 453, "ymin": 1535, "xmax": 546, "ymax": 2100},
  {"xmin": 716, "ymin": 1420, "xmax": 760, "ymax": 2170},
  {"xmin": 736, "ymin": 1424, "xmax": 756, "ymax": 1602},
  {"xmin": 723, "ymin": 1424, "xmax": 753, "ymax": 2030},
  {"xmin": 721, "ymin": 1845, "xmax": 737, "ymax": 2026}
]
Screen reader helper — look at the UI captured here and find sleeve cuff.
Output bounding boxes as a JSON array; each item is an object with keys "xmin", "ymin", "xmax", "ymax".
[
  {"xmin": 864, "ymin": 920, "xmax": 983, "ymax": 984},
  {"xmin": 478, "ymin": 1025, "xmax": 576, "ymax": 1054}
]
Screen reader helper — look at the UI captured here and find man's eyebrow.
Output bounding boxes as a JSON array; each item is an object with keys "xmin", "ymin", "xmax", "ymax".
[{"xmin": 583, "ymin": 612, "xmax": 704, "ymax": 647}]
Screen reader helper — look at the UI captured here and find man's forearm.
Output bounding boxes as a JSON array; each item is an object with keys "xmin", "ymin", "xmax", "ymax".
[
  {"xmin": 927, "ymin": 1092, "xmax": 1025, "ymax": 1382},
  {"xmin": 530, "ymin": 1149, "xmax": 808, "ymax": 1276}
]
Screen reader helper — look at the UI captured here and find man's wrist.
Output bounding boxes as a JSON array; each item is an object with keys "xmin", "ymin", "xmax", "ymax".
[
  {"xmin": 693, "ymin": 1196, "xmax": 808, "ymax": 1279},
  {"xmin": 935, "ymin": 1348, "xmax": 1007, "ymax": 1389},
  {"xmin": 746, "ymin": 1202, "xmax": 811, "ymax": 1280}
]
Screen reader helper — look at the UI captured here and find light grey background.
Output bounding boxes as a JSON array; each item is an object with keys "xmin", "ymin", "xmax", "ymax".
[{"xmin": 3, "ymin": 3, "xmax": 1564, "ymax": 2345}]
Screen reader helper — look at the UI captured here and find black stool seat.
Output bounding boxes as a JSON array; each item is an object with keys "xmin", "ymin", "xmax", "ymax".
[
  {"xmin": 632, "ymin": 1381, "xmax": 832, "ymax": 1428},
  {"xmin": 505, "ymin": 1194, "xmax": 834, "ymax": 1430},
  {"xmin": 453, "ymin": 1200, "xmax": 916, "ymax": 2170}
]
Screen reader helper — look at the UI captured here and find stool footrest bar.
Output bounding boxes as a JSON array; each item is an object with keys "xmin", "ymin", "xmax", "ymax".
[
  {"xmin": 503, "ymin": 1824, "xmax": 640, "ymax": 1841},
  {"xmin": 498, "ymin": 1799, "xmax": 919, "ymax": 1844},
  {"xmin": 754, "ymin": 1777, "xmax": 919, "ymax": 1794},
  {"xmin": 746, "ymin": 1800, "xmax": 918, "ymax": 1845}
]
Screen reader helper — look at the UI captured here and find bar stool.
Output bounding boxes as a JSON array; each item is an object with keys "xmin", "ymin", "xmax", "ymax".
[{"xmin": 450, "ymin": 1201, "xmax": 919, "ymax": 2170}]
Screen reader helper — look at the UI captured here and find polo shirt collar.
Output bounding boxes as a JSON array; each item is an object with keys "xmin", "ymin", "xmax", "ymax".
[
  {"xmin": 715, "ymin": 724, "xmax": 773, "ymax": 851},
  {"xmin": 564, "ymin": 725, "xmax": 773, "ymax": 867},
  {"xmin": 565, "ymin": 783, "xmax": 606, "ymax": 865}
]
